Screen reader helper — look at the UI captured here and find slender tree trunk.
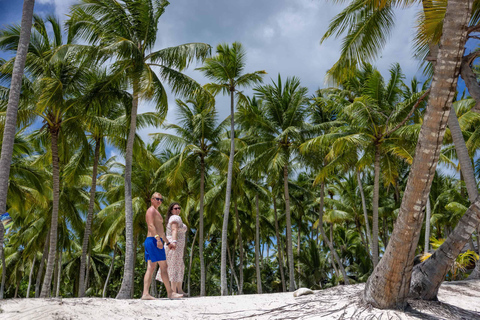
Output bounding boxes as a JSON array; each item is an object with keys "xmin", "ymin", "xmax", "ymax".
[
  {"xmin": 284, "ymin": 165, "xmax": 295, "ymax": 291},
  {"xmin": 40, "ymin": 129, "xmax": 61, "ymax": 298},
  {"xmin": 103, "ymin": 245, "xmax": 116, "ymax": 298},
  {"xmin": 53, "ymin": 251, "xmax": 59, "ymax": 297},
  {"xmin": 85, "ymin": 254, "xmax": 90, "ymax": 295},
  {"xmin": 318, "ymin": 183, "xmax": 349, "ymax": 284},
  {"xmin": 364, "ymin": 0, "xmax": 471, "ymax": 308},
  {"xmin": 130, "ymin": 234, "xmax": 137, "ymax": 297},
  {"xmin": 273, "ymin": 193, "xmax": 286, "ymax": 292},
  {"xmin": 35, "ymin": 232, "xmax": 49, "ymax": 298},
  {"xmin": 424, "ymin": 197, "xmax": 431, "ymax": 254},
  {"xmin": 234, "ymin": 200, "xmax": 243, "ymax": 294},
  {"xmin": 255, "ymin": 193, "xmax": 262, "ymax": 294},
  {"xmin": 226, "ymin": 241, "xmax": 240, "ymax": 292},
  {"xmin": 27, "ymin": 254, "xmax": 36, "ymax": 298},
  {"xmin": 188, "ymin": 230, "xmax": 197, "ymax": 296},
  {"xmin": 14, "ymin": 278, "xmax": 20, "ymax": 298},
  {"xmin": 116, "ymin": 81, "xmax": 139, "ymax": 299},
  {"xmin": 357, "ymin": 171, "xmax": 373, "ymax": 262},
  {"xmin": 220, "ymin": 89, "xmax": 235, "ymax": 296},
  {"xmin": 79, "ymin": 138, "xmax": 101, "ymax": 297},
  {"xmin": 0, "ymin": 0, "xmax": 35, "ymax": 299},
  {"xmin": 199, "ymin": 156, "xmax": 206, "ymax": 296},
  {"xmin": 297, "ymin": 208, "xmax": 302, "ymax": 287},
  {"xmin": 372, "ymin": 144, "xmax": 381, "ymax": 268},
  {"xmin": 56, "ymin": 250, "xmax": 62, "ymax": 297}
]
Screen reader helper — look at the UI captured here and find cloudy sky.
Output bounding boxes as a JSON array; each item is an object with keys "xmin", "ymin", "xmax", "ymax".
[{"xmin": 0, "ymin": 0, "xmax": 426, "ymax": 157}]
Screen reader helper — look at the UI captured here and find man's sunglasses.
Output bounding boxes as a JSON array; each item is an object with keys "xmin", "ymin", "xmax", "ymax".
[
  {"xmin": 173, "ymin": 207, "xmax": 181, "ymax": 210},
  {"xmin": 154, "ymin": 197, "xmax": 164, "ymax": 202}
]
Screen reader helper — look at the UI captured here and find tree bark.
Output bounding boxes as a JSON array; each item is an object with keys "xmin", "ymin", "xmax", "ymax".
[
  {"xmin": 0, "ymin": 0, "xmax": 36, "ymax": 300},
  {"xmin": 199, "ymin": 156, "xmax": 206, "ymax": 296},
  {"xmin": 284, "ymin": 165, "xmax": 295, "ymax": 291},
  {"xmin": 364, "ymin": 0, "xmax": 471, "ymax": 308},
  {"xmin": 220, "ymin": 89, "xmax": 235, "ymax": 296},
  {"xmin": 255, "ymin": 193, "xmax": 262, "ymax": 294},
  {"xmin": 103, "ymin": 245, "xmax": 116, "ymax": 298},
  {"xmin": 187, "ymin": 230, "xmax": 197, "ymax": 296},
  {"xmin": 56, "ymin": 250, "xmax": 62, "ymax": 297},
  {"xmin": 79, "ymin": 138, "xmax": 101, "ymax": 297},
  {"xmin": 35, "ymin": 232, "xmax": 49, "ymax": 298},
  {"xmin": 357, "ymin": 171, "xmax": 373, "ymax": 263},
  {"xmin": 40, "ymin": 129, "xmax": 61, "ymax": 298},
  {"xmin": 372, "ymin": 144, "xmax": 381, "ymax": 268},
  {"xmin": 234, "ymin": 200, "xmax": 243, "ymax": 294},
  {"xmin": 27, "ymin": 254, "xmax": 36, "ymax": 298},
  {"xmin": 226, "ymin": 241, "xmax": 240, "ymax": 292},
  {"xmin": 424, "ymin": 197, "xmax": 431, "ymax": 254},
  {"xmin": 116, "ymin": 80, "xmax": 139, "ymax": 299},
  {"xmin": 273, "ymin": 193, "xmax": 286, "ymax": 292}
]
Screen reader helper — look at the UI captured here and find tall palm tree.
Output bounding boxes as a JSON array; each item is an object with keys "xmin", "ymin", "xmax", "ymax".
[
  {"xmin": 197, "ymin": 42, "xmax": 265, "ymax": 295},
  {"xmin": 243, "ymin": 75, "xmax": 309, "ymax": 291},
  {"xmin": 151, "ymin": 93, "xmax": 226, "ymax": 296},
  {"xmin": 0, "ymin": 0, "xmax": 35, "ymax": 299},
  {"xmin": 69, "ymin": 0, "xmax": 210, "ymax": 298}
]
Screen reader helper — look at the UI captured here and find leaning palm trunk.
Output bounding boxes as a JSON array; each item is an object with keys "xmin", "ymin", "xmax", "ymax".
[
  {"xmin": 27, "ymin": 255, "xmax": 36, "ymax": 298},
  {"xmin": 187, "ymin": 230, "xmax": 197, "ymax": 296},
  {"xmin": 255, "ymin": 193, "xmax": 262, "ymax": 294},
  {"xmin": 273, "ymin": 194, "xmax": 286, "ymax": 291},
  {"xmin": 424, "ymin": 198, "xmax": 431, "ymax": 254},
  {"xmin": 116, "ymin": 83, "xmax": 139, "ymax": 299},
  {"xmin": 363, "ymin": 0, "xmax": 471, "ymax": 309},
  {"xmin": 220, "ymin": 89, "xmax": 235, "ymax": 296},
  {"xmin": 357, "ymin": 171, "xmax": 373, "ymax": 262},
  {"xmin": 40, "ymin": 129, "xmax": 61, "ymax": 298},
  {"xmin": 226, "ymin": 241, "xmax": 240, "ymax": 291},
  {"xmin": 103, "ymin": 245, "xmax": 117, "ymax": 298},
  {"xmin": 234, "ymin": 200, "xmax": 244, "ymax": 294},
  {"xmin": 318, "ymin": 183, "xmax": 349, "ymax": 284},
  {"xmin": 284, "ymin": 165, "xmax": 295, "ymax": 291},
  {"xmin": 199, "ymin": 157, "xmax": 206, "ymax": 296},
  {"xmin": 0, "ymin": 0, "xmax": 35, "ymax": 300},
  {"xmin": 79, "ymin": 138, "xmax": 101, "ymax": 297},
  {"xmin": 371, "ymin": 145, "xmax": 381, "ymax": 267},
  {"xmin": 35, "ymin": 232, "xmax": 49, "ymax": 298}
]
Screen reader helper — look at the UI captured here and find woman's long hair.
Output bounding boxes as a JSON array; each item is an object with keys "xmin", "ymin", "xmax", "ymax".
[{"xmin": 166, "ymin": 202, "xmax": 180, "ymax": 227}]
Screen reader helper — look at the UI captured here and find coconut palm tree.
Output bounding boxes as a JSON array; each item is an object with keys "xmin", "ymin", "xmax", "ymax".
[
  {"xmin": 0, "ymin": 0, "xmax": 35, "ymax": 299},
  {"xmin": 151, "ymin": 93, "xmax": 226, "ymax": 296},
  {"xmin": 69, "ymin": 0, "xmax": 210, "ymax": 298},
  {"xmin": 197, "ymin": 42, "xmax": 265, "ymax": 295}
]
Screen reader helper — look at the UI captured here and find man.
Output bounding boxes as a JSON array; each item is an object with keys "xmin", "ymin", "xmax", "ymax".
[{"xmin": 142, "ymin": 192, "xmax": 182, "ymax": 300}]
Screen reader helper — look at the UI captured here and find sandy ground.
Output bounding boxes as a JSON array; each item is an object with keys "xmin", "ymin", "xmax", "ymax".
[{"xmin": 1, "ymin": 280, "xmax": 479, "ymax": 320}]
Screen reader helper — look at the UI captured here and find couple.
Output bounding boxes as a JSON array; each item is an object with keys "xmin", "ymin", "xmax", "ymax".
[{"xmin": 142, "ymin": 192, "xmax": 187, "ymax": 300}]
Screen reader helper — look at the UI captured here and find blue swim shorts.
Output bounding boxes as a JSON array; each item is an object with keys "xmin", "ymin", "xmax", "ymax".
[{"xmin": 144, "ymin": 237, "xmax": 166, "ymax": 262}]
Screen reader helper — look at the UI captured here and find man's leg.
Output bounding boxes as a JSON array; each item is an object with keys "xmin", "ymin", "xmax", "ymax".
[
  {"xmin": 141, "ymin": 260, "xmax": 156, "ymax": 300},
  {"xmin": 158, "ymin": 261, "xmax": 182, "ymax": 299}
]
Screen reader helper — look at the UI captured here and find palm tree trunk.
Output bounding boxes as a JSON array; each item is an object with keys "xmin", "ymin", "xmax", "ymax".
[
  {"xmin": 40, "ymin": 129, "xmax": 61, "ymax": 298},
  {"xmin": 297, "ymin": 208, "xmax": 302, "ymax": 287},
  {"xmin": 372, "ymin": 144, "xmax": 381, "ymax": 268},
  {"xmin": 318, "ymin": 183, "xmax": 349, "ymax": 284},
  {"xmin": 14, "ymin": 278, "xmax": 20, "ymax": 298},
  {"xmin": 53, "ymin": 251, "xmax": 59, "ymax": 297},
  {"xmin": 284, "ymin": 165, "xmax": 295, "ymax": 291},
  {"xmin": 130, "ymin": 234, "xmax": 138, "ymax": 297},
  {"xmin": 85, "ymin": 254, "xmax": 90, "ymax": 295},
  {"xmin": 199, "ymin": 156, "xmax": 206, "ymax": 296},
  {"xmin": 0, "ymin": 0, "xmax": 35, "ymax": 299},
  {"xmin": 116, "ymin": 81, "xmax": 139, "ymax": 299},
  {"xmin": 226, "ymin": 241, "xmax": 240, "ymax": 292},
  {"xmin": 220, "ymin": 89, "xmax": 235, "ymax": 296},
  {"xmin": 357, "ymin": 171, "xmax": 373, "ymax": 262},
  {"xmin": 273, "ymin": 193, "xmax": 286, "ymax": 292},
  {"xmin": 234, "ymin": 200, "xmax": 243, "ymax": 294},
  {"xmin": 255, "ymin": 193, "xmax": 262, "ymax": 294},
  {"xmin": 27, "ymin": 255, "xmax": 36, "ymax": 298},
  {"xmin": 35, "ymin": 232, "xmax": 49, "ymax": 298},
  {"xmin": 364, "ymin": 0, "xmax": 471, "ymax": 308},
  {"xmin": 103, "ymin": 245, "xmax": 117, "ymax": 298},
  {"xmin": 424, "ymin": 197, "xmax": 431, "ymax": 254},
  {"xmin": 79, "ymin": 138, "xmax": 101, "ymax": 297},
  {"xmin": 187, "ymin": 230, "xmax": 197, "ymax": 296},
  {"xmin": 56, "ymin": 251, "xmax": 62, "ymax": 297}
]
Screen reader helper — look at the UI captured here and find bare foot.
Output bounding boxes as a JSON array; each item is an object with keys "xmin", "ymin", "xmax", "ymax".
[
  {"xmin": 141, "ymin": 294, "xmax": 156, "ymax": 300},
  {"xmin": 168, "ymin": 292, "xmax": 183, "ymax": 299}
]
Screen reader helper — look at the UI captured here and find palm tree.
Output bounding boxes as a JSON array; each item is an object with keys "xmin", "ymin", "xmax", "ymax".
[
  {"xmin": 243, "ymin": 75, "xmax": 309, "ymax": 291},
  {"xmin": 69, "ymin": 0, "xmax": 210, "ymax": 298},
  {"xmin": 197, "ymin": 42, "xmax": 265, "ymax": 295},
  {"xmin": 0, "ymin": 0, "xmax": 35, "ymax": 299},
  {"xmin": 151, "ymin": 93, "xmax": 226, "ymax": 296}
]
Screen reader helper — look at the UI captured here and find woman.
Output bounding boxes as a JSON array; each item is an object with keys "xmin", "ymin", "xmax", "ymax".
[{"xmin": 156, "ymin": 202, "xmax": 188, "ymax": 296}]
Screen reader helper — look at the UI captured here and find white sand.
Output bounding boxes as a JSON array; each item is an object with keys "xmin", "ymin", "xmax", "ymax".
[{"xmin": 1, "ymin": 280, "xmax": 479, "ymax": 319}]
